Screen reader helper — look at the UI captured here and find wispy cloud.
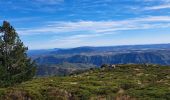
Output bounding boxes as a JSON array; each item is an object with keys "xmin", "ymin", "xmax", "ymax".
[
  {"xmin": 17, "ymin": 15, "xmax": 170, "ymax": 49},
  {"xmin": 142, "ymin": 0, "xmax": 170, "ymax": 10},
  {"xmin": 144, "ymin": 4, "xmax": 170, "ymax": 10},
  {"xmin": 18, "ymin": 16, "xmax": 170, "ymax": 36},
  {"xmin": 5, "ymin": 0, "xmax": 169, "ymax": 49}
]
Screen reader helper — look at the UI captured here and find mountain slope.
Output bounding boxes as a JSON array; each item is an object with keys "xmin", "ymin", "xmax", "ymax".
[
  {"xmin": 34, "ymin": 50, "xmax": 170, "ymax": 66},
  {"xmin": 29, "ymin": 44, "xmax": 170, "ymax": 76},
  {"xmin": 29, "ymin": 44, "xmax": 170, "ymax": 66},
  {"xmin": 0, "ymin": 64, "xmax": 169, "ymax": 100},
  {"xmin": 28, "ymin": 44, "xmax": 170, "ymax": 56}
]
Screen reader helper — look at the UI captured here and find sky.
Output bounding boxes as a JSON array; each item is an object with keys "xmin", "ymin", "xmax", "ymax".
[{"xmin": 0, "ymin": 0, "xmax": 170, "ymax": 49}]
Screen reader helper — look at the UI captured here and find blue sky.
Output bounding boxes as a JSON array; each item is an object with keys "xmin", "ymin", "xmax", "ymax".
[{"xmin": 1, "ymin": 0, "xmax": 170, "ymax": 49}]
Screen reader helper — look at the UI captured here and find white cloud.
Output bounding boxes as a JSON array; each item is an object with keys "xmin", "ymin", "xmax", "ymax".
[
  {"xmin": 18, "ymin": 16, "xmax": 170, "ymax": 36},
  {"xmin": 142, "ymin": 0, "xmax": 170, "ymax": 10},
  {"xmin": 144, "ymin": 4, "xmax": 170, "ymax": 10},
  {"xmin": 18, "ymin": 15, "xmax": 170, "ymax": 49}
]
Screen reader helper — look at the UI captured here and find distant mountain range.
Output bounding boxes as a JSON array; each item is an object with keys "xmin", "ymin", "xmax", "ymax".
[
  {"xmin": 28, "ymin": 44, "xmax": 170, "ymax": 76},
  {"xmin": 28, "ymin": 44, "xmax": 170, "ymax": 56}
]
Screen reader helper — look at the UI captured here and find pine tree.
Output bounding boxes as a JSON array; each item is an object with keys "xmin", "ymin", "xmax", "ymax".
[{"xmin": 0, "ymin": 21, "xmax": 36, "ymax": 87}]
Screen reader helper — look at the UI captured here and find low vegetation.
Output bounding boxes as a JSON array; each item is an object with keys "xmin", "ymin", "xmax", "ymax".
[
  {"xmin": 0, "ymin": 64, "xmax": 169, "ymax": 100},
  {"xmin": 36, "ymin": 62, "xmax": 96, "ymax": 76}
]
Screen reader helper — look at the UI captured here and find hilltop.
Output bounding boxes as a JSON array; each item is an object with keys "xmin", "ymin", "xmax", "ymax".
[{"xmin": 0, "ymin": 64, "xmax": 169, "ymax": 100}]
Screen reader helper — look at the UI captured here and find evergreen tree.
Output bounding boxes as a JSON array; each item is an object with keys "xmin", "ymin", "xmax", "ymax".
[{"xmin": 0, "ymin": 21, "xmax": 36, "ymax": 87}]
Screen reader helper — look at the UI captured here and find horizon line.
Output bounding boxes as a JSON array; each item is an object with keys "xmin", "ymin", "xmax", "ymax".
[{"xmin": 28, "ymin": 43, "xmax": 170, "ymax": 50}]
